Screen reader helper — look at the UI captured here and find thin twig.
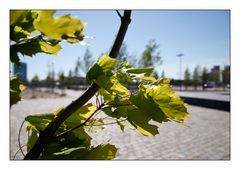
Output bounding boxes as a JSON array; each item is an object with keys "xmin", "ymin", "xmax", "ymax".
[
  {"xmin": 102, "ymin": 103, "xmax": 132, "ymax": 109},
  {"xmin": 13, "ymin": 144, "xmax": 27, "ymax": 160},
  {"xmin": 27, "ymin": 129, "xmax": 30, "ymax": 140},
  {"xmin": 85, "ymin": 118, "xmax": 128, "ymax": 127},
  {"xmin": 95, "ymin": 94, "xmax": 100, "ymax": 108},
  {"xmin": 54, "ymin": 101, "xmax": 128, "ymax": 138},
  {"xmin": 18, "ymin": 120, "xmax": 25, "ymax": 157},
  {"xmin": 55, "ymin": 105, "xmax": 103, "ymax": 138},
  {"xmin": 101, "ymin": 115, "xmax": 113, "ymax": 120},
  {"xmin": 87, "ymin": 108, "xmax": 102, "ymax": 131},
  {"xmin": 116, "ymin": 10, "xmax": 123, "ymax": 19},
  {"xmin": 100, "ymin": 94, "xmax": 103, "ymax": 106}
]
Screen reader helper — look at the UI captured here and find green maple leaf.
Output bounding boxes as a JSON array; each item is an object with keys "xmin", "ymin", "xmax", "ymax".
[
  {"xmin": 139, "ymin": 79, "xmax": 190, "ymax": 123},
  {"xmin": 127, "ymin": 109, "xmax": 159, "ymax": 136},
  {"xmin": 10, "ymin": 75, "xmax": 25, "ymax": 106},
  {"xmin": 87, "ymin": 55, "xmax": 130, "ymax": 98},
  {"xmin": 32, "ymin": 10, "xmax": 84, "ymax": 43}
]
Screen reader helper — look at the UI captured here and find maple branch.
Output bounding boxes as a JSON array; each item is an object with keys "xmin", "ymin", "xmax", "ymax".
[{"xmin": 24, "ymin": 10, "xmax": 132, "ymax": 160}]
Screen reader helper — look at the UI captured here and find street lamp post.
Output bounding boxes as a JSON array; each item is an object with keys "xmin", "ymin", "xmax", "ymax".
[
  {"xmin": 47, "ymin": 60, "xmax": 56, "ymax": 93},
  {"xmin": 177, "ymin": 53, "xmax": 184, "ymax": 91}
]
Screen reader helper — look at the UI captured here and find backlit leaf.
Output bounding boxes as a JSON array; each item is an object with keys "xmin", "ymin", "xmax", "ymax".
[
  {"xmin": 64, "ymin": 104, "xmax": 97, "ymax": 127},
  {"xmin": 53, "ymin": 107, "xmax": 65, "ymax": 116},
  {"xmin": 135, "ymin": 79, "xmax": 189, "ymax": 123},
  {"xmin": 97, "ymin": 55, "xmax": 117, "ymax": 73},
  {"xmin": 126, "ymin": 67, "xmax": 154, "ymax": 76},
  {"xmin": 96, "ymin": 74, "xmax": 130, "ymax": 98},
  {"xmin": 134, "ymin": 76, "xmax": 156, "ymax": 82},
  {"xmin": 25, "ymin": 113, "xmax": 55, "ymax": 131},
  {"xmin": 10, "ymin": 10, "xmax": 36, "ymax": 42},
  {"xmin": 10, "ymin": 10, "xmax": 29, "ymax": 26},
  {"xmin": 10, "ymin": 75, "xmax": 25, "ymax": 106},
  {"xmin": 118, "ymin": 64, "xmax": 156, "ymax": 82},
  {"xmin": 41, "ymin": 143, "xmax": 117, "ymax": 160},
  {"xmin": 82, "ymin": 144, "xmax": 117, "ymax": 160},
  {"xmin": 53, "ymin": 146, "xmax": 85, "ymax": 156},
  {"xmin": 99, "ymin": 88, "xmax": 116, "ymax": 104},
  {"xmin": 10, "ymin": 48, "xmax": 21, "ymax": 66},
  {"xmin": 32, "ymin": 10, "xmax": 84, "ymax": 43},
  {"xmin": 27, "ymin": 128, "xmax": 38, "ymax": 152},
  {"xmin": 144, "ymin": 83, "xmax": 189, "ymax": 122},
  {"xmin": 40, "ymin": 140, "xmax": 87, "ymax": 160},
  {"xmin": 10, "ymin": 10, "xmax": 85, "ymax": 66},
  {"xmin": 127, "ymin": 109, "xmax": 159, "ymax": 136},
  {"xmin": 87, "ymin": 54, "xmax": 117, "ymax": 82},
  {"xmin": 11, "ymin": 36, "xmax": 61, "ymax": 57},
  {"xmin": 70, "ymin": 127, "xmax": 92, "ymax": 146},
  {"xmin": 87, "ymin": 55, "xmax": 130, "ymax": 98},
  {"xmin": 130, "ymin": 90, "xmax": 168, "ymax": 123}
]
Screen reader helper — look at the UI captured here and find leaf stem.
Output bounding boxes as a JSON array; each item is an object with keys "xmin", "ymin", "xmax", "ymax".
[
  {"xmin": 86, "ymin": 118, "xmax": 128, "ymax": 127},
  {"xmin": 55, "ymin": 109, "xmax": 127, "ymax": 139},
  {"xmin": 54, "ymin": 105, "xmax": 103, "ymax": 139}
]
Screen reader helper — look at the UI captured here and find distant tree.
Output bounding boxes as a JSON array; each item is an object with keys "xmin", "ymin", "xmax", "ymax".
[
  {"xmin": 58, "ymin": 70, "xmax": 66, "ymax": 95},
  {"xmin": 65, "ymin": 70, "xmax": 73, "ymax": 86},
  {"xmin": 30, "ymin": 75, "xmax": 40, "ymax": 98},
  {"xmin": 31, "ymin": 74, "xmax": 40, "ymax": 84},
  {"xmin": 80, "ymin": 48, "xmax": 95, "ymax": 75},
  {"xmin": 213, "ymin": 70, "xmax": 220, "ymax": 86},
  {"xmin": 74, "ymin": 57, "xmax": 81, "ymax": 77},
  {"xmin": 45, "ymin": 72, "xmax": 55, "ymax": 93},
  {"xmin": 46, "ymin": 61, "xmax": 56, "ymax": 92},
  {"xmin": 45, "ymin": 73, "xmax": 52, "ymax": 83},
  {"xmin": 192, "ymin": 65, "xmax": 200, "ymax": 90},
  {"xmin": 128, "ymin": 53, "xmax": 138, "ymax": 67},
  {"xmin": 139, "ymin": 40, "xmax": 162, "ymax": 78},
  {"xmin": 116, "ymin": 42, "xmax": 128, "ymax": 67},
  {"xmin": 115, "ymin": 42, "xmax": 137, "ymax": 68},
  {"xmin": 222, "ymin": 66, "xmax": 230, "ymax": 87},
  {"xmin": 201, "ymin": 67, "xmax": 209, "ymax": 90},
  {"xmin": 201, "ymin": 67, "xmax": 209, "ymax": 83},
  {"xmin": 68, "ymin": 70, "xmax": 73, "ymax": 78},
  {"xmin": 184, "ymin": 67, "xmax": 191, "ymax": 90},
  {"xmin": 139, "ymin": 40, "xmax": 162, "ymax": 68},
  {"xmin": 213, "ymin": 69, "xmax": 220, "ymax": 87},
  {"xmin": 58, "ymin": 71, "xmax": 65, "ymax": 84},
  {"xmin": 161, "ymin": 70, "xmax": 165, "ymax": 78},
  {"xmin": 66, "ymin": 70, "xmax": 73, "ymax": 86},
  {"xmin": 152, "ymin": 71, "xmax": 159, "ymax": 79}
]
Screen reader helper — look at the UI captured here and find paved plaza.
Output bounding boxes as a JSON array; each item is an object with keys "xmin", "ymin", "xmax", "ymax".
[
  {"xmin": 176, "ymin": 91, "xmax": 230, "ymax": 102},
  {"xmin": 10, "ymin": 91, "xmax": 230, "ymax": 160}
]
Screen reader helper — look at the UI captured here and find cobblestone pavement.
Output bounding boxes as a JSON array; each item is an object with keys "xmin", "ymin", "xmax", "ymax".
[{"xmin": 10, "ymin": 95, "xmax": 230, "ymax": 160}]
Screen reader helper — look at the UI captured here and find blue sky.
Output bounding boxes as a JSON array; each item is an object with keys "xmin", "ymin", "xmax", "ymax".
[{"xmin": 19, "ymin": 10, "xmax": 230, "ymax": 80}]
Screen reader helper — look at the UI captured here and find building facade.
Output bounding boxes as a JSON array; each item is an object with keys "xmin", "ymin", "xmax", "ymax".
[{"xmin": 13, "ymin": 62, "xmax": 27, "ymax": 81}]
